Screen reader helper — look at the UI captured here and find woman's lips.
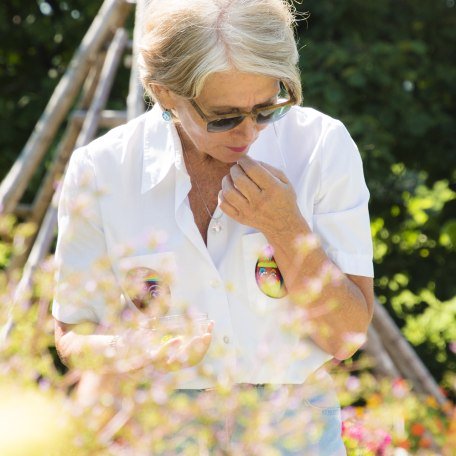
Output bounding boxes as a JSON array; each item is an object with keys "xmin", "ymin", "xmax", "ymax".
[{"xmin": 227, "ymin": 145, "xmax": 248, "ymax": 153}]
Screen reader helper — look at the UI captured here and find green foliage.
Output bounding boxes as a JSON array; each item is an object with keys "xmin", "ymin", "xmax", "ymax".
[
  {"xmin": 296, "ymin": 0, "xmax": 456, "ymax": 385},
  {"xmin": 0, "ymin": 1, "xmax": 100, "ymax": 179}
]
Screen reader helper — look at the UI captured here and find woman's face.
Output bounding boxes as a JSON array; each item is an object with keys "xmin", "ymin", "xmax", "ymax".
[{"xmin": 169, "ymin": 70, "xmax": 280, "ymax": 163}]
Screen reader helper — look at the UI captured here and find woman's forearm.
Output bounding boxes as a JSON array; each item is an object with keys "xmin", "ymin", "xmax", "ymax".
[
  {"xmin": 56, "ymin": 330, "xmax": 131, "ymax": 372},
  {"xmin": 54, "ymin": 319, "xmax": 214, "ymax": 373},
  {"xmin": 263, "ymin": 216, "xmax": 373, "ymax": 360}
]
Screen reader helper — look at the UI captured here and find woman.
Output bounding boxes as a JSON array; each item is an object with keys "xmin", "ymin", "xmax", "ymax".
[{"xmin": 53, "ymin": 0, "xmax": 374, "ymax": 453}]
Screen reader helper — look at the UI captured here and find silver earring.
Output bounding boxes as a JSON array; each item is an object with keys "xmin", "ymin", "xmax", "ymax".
[{"xmin": 162, "ymin": 110, "xmax": 172, "ymax": 122}]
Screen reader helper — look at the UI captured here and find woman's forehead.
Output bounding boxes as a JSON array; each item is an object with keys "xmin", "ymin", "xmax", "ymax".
[{"xmin": 197, "ymin": 71, "xmax": 279, "ymax": 110}]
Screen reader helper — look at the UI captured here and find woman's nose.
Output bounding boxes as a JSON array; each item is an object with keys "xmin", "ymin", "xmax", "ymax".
[{"xmin": 234, "ymin": 116, "xmax": 259, "ymax": 143}]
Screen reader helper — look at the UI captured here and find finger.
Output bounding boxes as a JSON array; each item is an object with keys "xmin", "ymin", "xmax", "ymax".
[
  {"xmin": 167, "ymin": 333, "xmax": 211, "ymax": 367},
  {"xmin": 256, "ymin": 161, "xmax": 289, "ymax": 184},
  {"xmin": 147, "ymin": 337, "xmax": 183, "ymax": 371},
  {"xmin": 206, "ymin": 320, "xmax": 214, "ymax": 334},
  {"xmin": 218, "ymin": 190, "xmax": 240, "ymax": 219},
  {"xmin": 230, "ymin": 164, "xmax": 262, "ymax": 200},
  {"xmin": 186, "ymin": 333, "xmax": 212, "ymax": 364},
  {"xmin": 149, "ymin": 336, "xmax": 183, "ymax": 360},
  {"xmin": 221, "ymin": 174, "xmax": 248, "ymax": 207},
  {"xmin": 237, "ymin": 156, "xmax": 277, "ymax": 190}
]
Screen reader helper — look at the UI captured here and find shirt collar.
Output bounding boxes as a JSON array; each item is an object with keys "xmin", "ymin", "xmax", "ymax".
[{"xmin": 141, "ymin": 104, "xmax": 185, "ymax": 194}]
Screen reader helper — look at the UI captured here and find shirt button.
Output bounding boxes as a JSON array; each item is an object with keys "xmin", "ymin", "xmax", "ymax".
[
  {"xmin": 210, "ymin": 279, "xmax": 221, "ymax": 288},
  {"xmin": 223, "ymin": 336, "xmax": 230, "ymax": 344}
]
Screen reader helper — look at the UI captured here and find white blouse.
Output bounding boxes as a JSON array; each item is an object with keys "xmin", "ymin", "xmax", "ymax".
[{"xmin": 52, "ymin": 104, "xmax": 373, "ymax": 389}]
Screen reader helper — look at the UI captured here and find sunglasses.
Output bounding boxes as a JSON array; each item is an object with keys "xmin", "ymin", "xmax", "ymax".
[{"xmin": 189, "ymin": 82, "xmax": 296, "ymax": 133}]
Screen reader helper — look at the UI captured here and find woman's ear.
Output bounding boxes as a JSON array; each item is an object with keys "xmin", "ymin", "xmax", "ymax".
[{"xmin": 150, "ymin": 84, "xmax": 175, "ymax": 111}]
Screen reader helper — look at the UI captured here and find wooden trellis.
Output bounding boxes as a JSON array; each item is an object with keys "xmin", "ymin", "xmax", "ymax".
[{"xmin": 0, "ymin": 0, "xmax": 451, "ymax": 418}]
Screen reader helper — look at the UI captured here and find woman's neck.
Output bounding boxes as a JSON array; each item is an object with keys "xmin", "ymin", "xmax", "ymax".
[{"xmin": 176, "ymin": 125, "xmax": 231, "ymax": 177}]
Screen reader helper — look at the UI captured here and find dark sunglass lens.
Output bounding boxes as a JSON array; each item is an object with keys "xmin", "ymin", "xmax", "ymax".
[
  {"xmin": 207, "ymin": 116, "xmax": 244, "ymax": 132},
  {"xmin": 257, "ymin": 105, "xmax": 292, "ymax": 124}
]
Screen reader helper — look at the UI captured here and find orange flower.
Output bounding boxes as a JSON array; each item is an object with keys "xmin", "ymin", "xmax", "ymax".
[
  {"xmin": 367, "ymin": 393, "xmax": 382, "ymax": 408},
  {"xmin": 425, "ymin": 396, "xmax": 438, "ymax": 409},
  {"xmin": 355, "ymin": 406, "xmax": 364, "ymax": 418},
  {"xmin": 442, "ymin": 402, "xmax": 453, "ymax": 415},
  {"xmin": 396, "ymin": 440, "xmax": 410, "ymax": 449},
  {"xmin": 410, "ymin": 423, "xmax": 426, "ymax": 437},
  {"xmin": 435, "ymin": 418, "xmax": 445, "ymax": 432},
  {"xmin": 419, "ymin": 437, "xmax": 432, "ymax": 448}
]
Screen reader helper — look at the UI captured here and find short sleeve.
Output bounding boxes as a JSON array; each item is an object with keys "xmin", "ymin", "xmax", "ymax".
[
  {"xmin": 52, "ymin": 148, "xmax": 118, "ymax": 324},
  {"xmin": 313, "ymin": 120, "xmax": 374, "ymax": 277}
]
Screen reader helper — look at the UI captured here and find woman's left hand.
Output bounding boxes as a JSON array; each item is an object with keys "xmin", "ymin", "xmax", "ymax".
[{"xmin": 219, "ymin": 156, "xmax": 303, "ymax": 236}]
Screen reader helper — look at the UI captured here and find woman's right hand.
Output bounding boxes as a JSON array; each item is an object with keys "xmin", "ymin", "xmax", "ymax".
[
  {"xmin": 121, "ymin": 321, "xmax": 214, "ymax": 373},
  {"xmin": 148, "ymin": 320, "xmax": 214, "ymax": 372},
  {"xmin": 54, "ymin": 318, "xmax": 214, "ymax": 374}
]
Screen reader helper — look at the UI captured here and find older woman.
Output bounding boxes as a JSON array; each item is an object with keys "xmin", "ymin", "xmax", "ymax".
[{"xmin": 53, "ymin": 0, "xmax": 373, "ymax": 453}]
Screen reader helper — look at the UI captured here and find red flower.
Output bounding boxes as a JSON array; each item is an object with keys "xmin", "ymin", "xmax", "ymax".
[{"xmin": 410, "ymin": 422, "xmax": 426, "ymax": 437}]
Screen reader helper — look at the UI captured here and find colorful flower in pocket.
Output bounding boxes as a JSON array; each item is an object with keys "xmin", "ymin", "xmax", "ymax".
[
  {"xmin": 125, "ymin": 267, "xmax": 170, "ymax": 312},
  {"xmin": 255, "ymin": 256, "xmax": 287, "ymax": 299}
]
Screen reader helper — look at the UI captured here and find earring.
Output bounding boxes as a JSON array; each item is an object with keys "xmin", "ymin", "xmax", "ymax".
[{"xmin": 162, "ymin": 109, "xmax": 172, "ymax": 122}]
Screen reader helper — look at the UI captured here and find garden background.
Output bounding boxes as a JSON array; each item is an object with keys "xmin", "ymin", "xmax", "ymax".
[{"xmin": 0, "ymin": 0, "xmax": 455, "ymax": 454}]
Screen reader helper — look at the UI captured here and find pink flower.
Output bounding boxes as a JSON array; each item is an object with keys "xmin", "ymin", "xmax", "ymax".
[
  {"xmin": 449, "ymin": 341, "xmax": 456, "ymax": 354},
  {"xmin": 346, "ymin": 376, "xmax": 361, "ymax": 392},
  {"xmin": 392, "ymin": 378, "xmax": 409, "ymax": 398}
]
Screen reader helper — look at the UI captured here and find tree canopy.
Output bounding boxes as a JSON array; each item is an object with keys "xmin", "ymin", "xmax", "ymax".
[{"xmin": 294, "ymin": 0, "xmax": 456, "ymax": 388}]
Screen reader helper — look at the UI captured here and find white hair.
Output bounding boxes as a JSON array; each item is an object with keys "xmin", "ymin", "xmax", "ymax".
[{"xmin": 138, "ymin": 0, "xmax": 302, "ymax": 103}]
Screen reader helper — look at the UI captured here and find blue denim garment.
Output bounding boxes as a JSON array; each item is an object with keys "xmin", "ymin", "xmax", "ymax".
[{"xmin": 170, "ymin": 383, "xmax": 346, "ymax": 455}]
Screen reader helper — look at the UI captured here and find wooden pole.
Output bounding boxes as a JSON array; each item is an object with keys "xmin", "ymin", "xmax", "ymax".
[
  {"xmin": 77, "ymin": 52, "xmax": 108, "ymax": 109},
  {"xmin": 72, "ymin": 110, "xmax": 127, "ymax": 129},
  {"xmin": 31, "ymin": 57, "xmax": 107, "ymax": 224},
  {"xmin": 31, "ymin": 119, "xmax": 81, "ymax": 220},
  {"xmin": 372, "ymin": 299, "xmax": 450, "ymax": 410},
  {"xmin": 0, "ymin": 0, "xmax": 132, "ymax": 215},
  {"xmin": 7, "ymin": 57, "xmax": 107, "ymax": 273},
  {"xmin": 13, "ymin": 183, "xmax": 64, "ymax": 312},
  {"xmin": 14, "ymin": 204, "xmax": 32, "ymax": 219},
  {"xmin": 6, "ymin": 120, "xmax": 81, "ymax": 275},
  {"xmin": 14, "ymin": 28, "xmax": 129, "ymax": 309},
  {"xmin": 75, "ymin": 28, "xmax": 128, "ymax": 148},
  {"xmin": 127, "ymin": 0, "xmax": 146, "ymax": 121},
  {"xmin": 363, "ymin": 325, "xmax": 400, "ymax": 378}
]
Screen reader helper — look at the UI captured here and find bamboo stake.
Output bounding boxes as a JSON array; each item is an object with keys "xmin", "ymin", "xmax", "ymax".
[
  {"xmin": 14, "ymin": 205, "xmax": 32, "ymax": 219},
  {"xmin": 31, "ymin": 57, "xmax": 107, "ymax": 223},
  {"xmin": 373, "ymin": 306, "xmax": 429, "ymax": 395},
  {"xmin": 75, "ymin": 28, "xmax": 128, "ymax": 148},
  {"xmin": 0, "ymin": 0, "xmax": 132, "ymax": 215},
  {"xmin": 72, "ymin": 110, "xmax": 127, "ymax": 128},
  {"xmin": 127, "ymin": 0, "xmax": 146, "ymax": 120},
  {"xmin": 30, "ymin": 121, "xmax": 79, "ymax": 223},
  {"xmin": 6, "ymin": 121, "xmax": 81, "ymax": 275},
  {"xmin": 14, "ymin": 28, "xmax": 129, "ymax": 309},
  {"xmin": 363, "ymin": 325, "xmax": 400, "ymax": 378},
  {"xmin": 14, "ymin": 187, "xmax": 61, "ymax": 311},
  {"xmin": 7, "ymin": 58, "xmax": 107, "ymax": 273},
  {"xmin": 376, "ymin": 326, "xmax": 429, "ymax": 397},
  {"xmin": 77, "ymin": 52, "xmax": 107, "ymax": 109},
  {"xmin": 372, "ymin": 299, "xmax": 450, "ymax": 410}
]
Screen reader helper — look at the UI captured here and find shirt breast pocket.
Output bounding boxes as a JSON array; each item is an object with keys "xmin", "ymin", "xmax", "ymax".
[
  {"xmin": 241, "ymin": 232, "xmax": 288, "ymax": 314},
  {"xmin": 118, "ymin": 252, "xmax": 177, "ymax": 316}
]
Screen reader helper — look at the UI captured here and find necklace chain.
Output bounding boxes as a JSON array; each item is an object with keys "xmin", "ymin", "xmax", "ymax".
[{"xmin": 181, "ymin": 143, "xmax": 223, "ymax": 223}]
